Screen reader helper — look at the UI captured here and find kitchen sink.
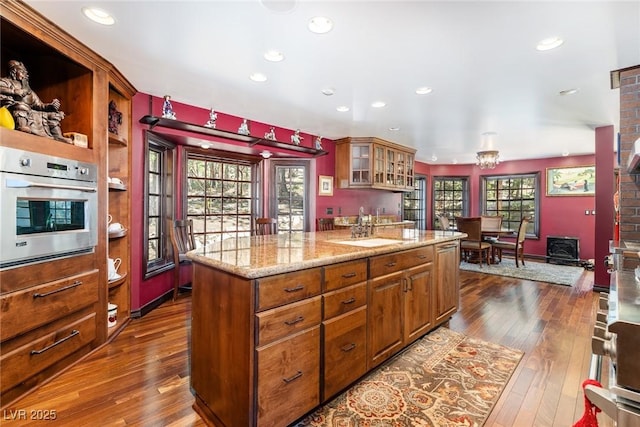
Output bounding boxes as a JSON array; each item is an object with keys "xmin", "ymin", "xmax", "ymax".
[{"xmin": 331, "ymin": 238, "xmax": 402, "ymax": 248}]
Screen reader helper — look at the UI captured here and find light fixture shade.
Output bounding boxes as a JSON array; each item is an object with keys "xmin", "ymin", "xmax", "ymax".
[{"xmin": 476, "ymin": 150, "xmax": 500, "ymax": 169}]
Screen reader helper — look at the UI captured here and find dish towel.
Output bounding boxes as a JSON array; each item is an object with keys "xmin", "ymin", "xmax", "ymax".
[{"xmin": 572, "ymin": 379, "xmax": 603, "ymax": 427}]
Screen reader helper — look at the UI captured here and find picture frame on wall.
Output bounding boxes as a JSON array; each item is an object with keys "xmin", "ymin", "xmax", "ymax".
[
  {"xmin": 318, "ymin": 175, "xmax": 333, "ymax": 196},
  {"xmin": 546, "ymin": 165, "xmax": 595, "ymax": 196}
]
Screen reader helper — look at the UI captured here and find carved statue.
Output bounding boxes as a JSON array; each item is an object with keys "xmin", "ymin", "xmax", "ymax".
[
  {"xmin": 162, "ymin": 95, "xmax": 176, "ymax": 119},
  {"xmin": 108, "ymin": 100, "xmax": 123, "ymax": 135},
  {"xmin": 0, "ymin": 60, "xmax": 71, "ymax": 142},
  {"xmin": 291, "ymin": 129, "xmax": 303, "ymax": 145}
]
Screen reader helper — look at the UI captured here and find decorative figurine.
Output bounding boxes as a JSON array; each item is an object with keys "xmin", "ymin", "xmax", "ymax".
[
  {"xmin": 204, "ymin": 108, "xmax": 217, "ymax": 128},
  {"xmin": 238, "ymin": 118, "xmax": 250, "ymax": 135},
  {"xmin": 108, "ymin": 100, "xmax": 123, "ymax": 135},
  {"xmin": 315, "ymin": 136, "xmax": 323, "ymax": 150},
  {"xmin": 0, "ymin": 60, "xmax": 70, "ymax": 142},
  {"xmin": 291, "ymin": 129, "xmax": 303, "ymax": 145},
  {"xmin": 264, "ymin": 127, "xmax": 276, "ymax": 141},
  {"xmin": 162, "ymin": 95, "xmax": 176, "ymax": 119}
]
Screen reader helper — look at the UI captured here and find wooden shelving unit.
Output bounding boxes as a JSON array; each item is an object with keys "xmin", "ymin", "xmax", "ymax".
[{"xmin": 140, "ymin": 115, "xmax": 328, "ymax": 157}]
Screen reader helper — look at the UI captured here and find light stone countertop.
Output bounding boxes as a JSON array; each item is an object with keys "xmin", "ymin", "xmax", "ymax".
[{"xmin": 187, "ymin": 228, "xmax": 464, "ymax": 279}]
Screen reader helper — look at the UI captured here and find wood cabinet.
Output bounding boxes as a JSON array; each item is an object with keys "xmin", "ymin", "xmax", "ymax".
[
  {"xmin": 368, "ymin": 247, "xmax": 434, "ymax": 369},
  {"xmin": 107, "ymin": 83, "xmax": 133, "ymax": 337},
  {"xmin": 0, "ymin": 1, "xmax": 134, "ymax": 407},
  {"xmin": 434, "ymin": 242, "xmax": 460, "ymax": 324},
  {"xmin": 191, "ymin": 238, "xmax": 460, "ymax": 426},
  {"xmin": 335, "ymin": 137, "xmax": 417, "ymax": 191},
  {"xmin": 321, "ymin": 260, "xmax": 368, "ymax": 401}
]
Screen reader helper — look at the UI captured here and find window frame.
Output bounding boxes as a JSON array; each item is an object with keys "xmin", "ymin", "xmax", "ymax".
[
  {"xmin": 431, "ymin": 176, "xmax": 470, "ymax": 229},
  {"xmin": 269, "ymin": 159, "xmax": 311, "ymax": 233},
  {"xmin": 182, "ymin": 148, "xmax": 260, "ymax": 249},
  {"xmin": 480, "ymin": 172, "xmax": 540, "ymax": 237},
  {"xmin": 143, "ymin": 132, "xmax": 175, "ymax": 279},
  {"xmin": 403, "ymin": 175, "xmax": 427, "ymax": 229}
]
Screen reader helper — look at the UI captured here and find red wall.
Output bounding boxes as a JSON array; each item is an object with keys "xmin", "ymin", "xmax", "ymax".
[
  {"xmin": 423, "ymin": 155, "xmax": 598, "ymax": 262},
  {"xmin": 130, "ymin": 92, "xmax": 603, "ymax": 311}
]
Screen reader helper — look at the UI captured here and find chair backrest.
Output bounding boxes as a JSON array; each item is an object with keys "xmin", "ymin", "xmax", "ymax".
[
  {"xmin": 436, "ymin": 215, "xmax": 450, "ymax": 231},
  {"xmin": 516, "ymin": 217, "xmax": 530, "ymax": 243},
  {"xmin": 169, "ymin": 219, "xmax": 196, "ymax": 259},
  {"xmin": 481, "ymin": 215, "xmax": 502, "ymax": 232},
  {"xmin": 455, "ymin": 216, "xmax": 482, "ymax": 241},
  {"xmin": 317, "ymin": 218, "xmax": 335, "ymax": 231},
  {"xmin": 255, "ymin": 217, "xmax": 278, "ymax": 235}
]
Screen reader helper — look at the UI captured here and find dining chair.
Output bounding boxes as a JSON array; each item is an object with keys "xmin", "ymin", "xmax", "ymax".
[
  {"xmin": 436, "ymin": 214, "xmax": 450, "ymax": 231},
  {"xmin": 316, "ymin": 217, "xmax": 335, "ymax": 231},
  {"xmin": 255, "ymin": 217, "xmax": 278, "ymax": 235},
  {"xmin": 168, "ymin": 219, "xmax": 196, "ymax": 300},
  {"xmin": 455, "ymin": 216, "xmax": 492, "ymax": 267},
  {"xmin": 492, "ymin": 217, "xmax": 530, "ymax": 267}
]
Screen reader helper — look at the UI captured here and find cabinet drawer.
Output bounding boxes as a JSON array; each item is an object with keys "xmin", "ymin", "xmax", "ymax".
[
  {"xmin": 1, "ymin": 270, "xmax": 99, "ymax": 342},
  {"xmin": 324, "ymin": 259, "xmax": 368, "ymax": 292},
  {"xmin": 256, "ymin": 268, "xmax": 321, "ymax": 311},
  {"xmin": 256, "ymin": 296, "xmax": 321, "ymax": 347},
  {"xmin": 370, "ymin": 246, "xmax": 433, "ymax": 278},
  {"xmin": 323, "ymin": 283, "xmax": 367, "ymax": 320},
  {"xmin": 1, "ymin": 312, "xmax": 96, "ymax": 392},
  {"xmin": 257, "ymin": 327, "xmax": 320, "ymax": 427},
  {"xmin": 323, "ymin": 307, "xmax": 367, "ymax": 401}
]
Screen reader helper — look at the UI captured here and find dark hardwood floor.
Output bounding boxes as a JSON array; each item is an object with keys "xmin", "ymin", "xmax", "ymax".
[{"xmin": 3, "ymin": 263, "xmax": 613, "ymax": 427}]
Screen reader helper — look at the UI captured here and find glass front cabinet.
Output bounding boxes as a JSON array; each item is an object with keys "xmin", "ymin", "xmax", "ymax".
[{"xmin": 336, "ymin": 137, "xmax": 417, "ymax": 192}]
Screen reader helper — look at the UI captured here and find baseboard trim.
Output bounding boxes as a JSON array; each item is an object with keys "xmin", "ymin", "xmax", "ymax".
[{"xmin": 131, "ymin": 290, "xmax": 173, "ymax": 319}]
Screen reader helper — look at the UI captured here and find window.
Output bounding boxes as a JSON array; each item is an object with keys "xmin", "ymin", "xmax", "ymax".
[
  {"xmin": 144, "ymin": 134, "xmax": 174, "ymax": 277},
  {"xmin": 432, "ymin": 177, "xmax": 469, "ymax": 228},
  {"xmin": 481, "ymin": 173, "xmax": 539, "ymax": 236},
  {"xmin": 403, "ymin": 176, "xmax": 426, "ymax": 229},
  {"xmin": 271, "ymin": 160, "xmax": 310, "ymax": 233},
  {"xmin": 185, "ymin": 152, "xmax": 258, "ymax": 249}
]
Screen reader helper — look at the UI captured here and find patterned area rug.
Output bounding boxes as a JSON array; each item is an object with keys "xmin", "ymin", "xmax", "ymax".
[
  {"xmin": 459, "ymin": 258, "xmax": 584, "ymax": 286},
  {"xmin": 294, "ymin": 327, "xmax": 523, "ymax": 427}
]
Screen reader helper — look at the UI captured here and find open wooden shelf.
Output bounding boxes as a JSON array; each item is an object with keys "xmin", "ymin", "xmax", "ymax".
[{"xmin": 139, "ymin": 115, "xmax": 328, "ymax": 157}]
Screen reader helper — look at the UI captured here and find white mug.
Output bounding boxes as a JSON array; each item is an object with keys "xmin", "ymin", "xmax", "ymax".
[
  {"xmin": 108, "ymin": 222, "xmax": 124, "ymax": 232},
  {"xmin": 107, "ymin": 257, "xmax": 122, "ymax": 280},
  {"xmin": 107, "ymin": 303, "xmax": 118, "ymax": 328}
]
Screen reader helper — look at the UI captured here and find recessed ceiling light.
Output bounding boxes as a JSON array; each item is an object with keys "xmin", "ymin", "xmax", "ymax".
[
  {"xmin": 201, "ymin": 143, "xmax": 210, "ymax": 149},
  {"xmin": 336, "ymin": 106, "xmax": 350, "ymax": 112},
  {"xmin": 389, "ymin": 127, "xmax": 400, "ymax": 131},
  {"xmin": 371, "ymin": 101, "xmax": 386, "ymax": 108},
  {"xmin": 249, "ymin": 72, "xmax": 267, "ymax": 82},
  {"xmin": 559, "ymin": 88, "xmax": 579, "ymax": 96},
  {"xmin": 82, "ymin": 7, "xmax": 115, "ymax": 25},
  {"xmin": 431, "ymin": 155, "xmax": 438, "ymax": 162},
  {"xmin": 308, "ymin": 16, "xmax": 333, "ymax": 34},
  {"xmin": 260, "ymin": 150, "xmax": 272, "ymax": 159},
  {"xmin": 264, "ymin": 50, "xmax": 284, "ymax": 62},
  {"xmin": 562, "ymin": 151, "xmax": 570, "ymax": 156},
  {"xmin": 321, "ymin": 88, "xmax": 335, "ymax": 96},
  {"xmin": 415, "ymin": 87, "xmax": 432, "ymax": 95},
  {"xmin": 536, "ymin": 37, "xmax": 564, "ymax": 51}
]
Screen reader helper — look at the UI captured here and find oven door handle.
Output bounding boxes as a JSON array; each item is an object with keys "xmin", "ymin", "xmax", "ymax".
[
  {"xmin": 584, "ymin": 384, "xmax": 618, "ymax": 421},
  {"xmin": 5, "ymin": 179, "xmax": 97, "ymax": 193}
]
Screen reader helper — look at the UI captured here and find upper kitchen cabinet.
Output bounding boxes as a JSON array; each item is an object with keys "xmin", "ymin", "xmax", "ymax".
[{"xmin": 335, "ymin": 137, "xmax": 417, "ymax": 192}]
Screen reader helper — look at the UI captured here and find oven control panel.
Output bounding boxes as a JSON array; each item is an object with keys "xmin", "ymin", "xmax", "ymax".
[{"xmin": 0, "ymin": 146, "xmax": 97, "ymax": 182}]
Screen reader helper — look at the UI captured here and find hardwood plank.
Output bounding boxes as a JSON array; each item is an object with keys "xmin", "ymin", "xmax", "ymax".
[{"xmin": 3, "ymin": 264, "xmax": 616, "ymax": 427}]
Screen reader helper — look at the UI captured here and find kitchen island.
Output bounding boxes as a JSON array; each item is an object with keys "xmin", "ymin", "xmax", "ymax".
[{"xmin": 187, "ymin": 228, "xmax": 464, "ymax": 427}]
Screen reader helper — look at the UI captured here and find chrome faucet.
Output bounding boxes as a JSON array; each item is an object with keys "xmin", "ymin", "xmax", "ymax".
[{"xmin": 352, "ymin": 206, "xmax": 373, "ymax": 238}]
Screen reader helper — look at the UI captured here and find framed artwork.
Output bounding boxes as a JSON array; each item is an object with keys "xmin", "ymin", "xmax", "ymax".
[
  {"xmin": 318, "ymin": 175, "xmax": 333, "ymax": 196},
  {"xmin": 546, "ymin": 165, "xmax": 595, "ymax": 196}
]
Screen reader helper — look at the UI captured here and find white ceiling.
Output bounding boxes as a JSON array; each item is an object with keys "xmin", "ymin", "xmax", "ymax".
[{"xmin": 25, "ymin": 0, "xmax": 640, "ymax": 164}]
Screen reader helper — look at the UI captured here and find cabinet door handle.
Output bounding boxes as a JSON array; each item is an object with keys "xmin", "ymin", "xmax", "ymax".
[
  {"xmin": 440, "ymin": 244, "xmax": 458, "ymax": 249},
  {"xmin": 385, "ymin": 262, "xmax": 396, "ymax": 268},
  {"xmin": 282, "ymin": 370, "xmax": 303, "ymax": 384},
  {"xmin": 417, "ymin": 254, "xmax": 427, "ymax": 259},
  {"xmin": 341, "ymin": 343, "xmax": 356, "ymax": 352},
  {"xmin": 341, "ymin": 297, "xmax": 356, "ymax": 305},
  {"xmin": 33, "ymin": 281, "xmax": 82, "ymax": 298},
  {"xmin": 30, "ymin": 329, "xmax": 80, "ymax": 355},
  {"xmin": 284, "ymin": 316, "xmax": 304, "ymax": 326},
  {"xmin": 284, "ymin": 285, "xmax": 304, "ymax": 293},
  {"xmin": 407, "ymin": 277, "xmax": 413, "ymax": 291},
  {"xmin": 341, "ymin": 272, "xmax": 357, "ymax": 278}
]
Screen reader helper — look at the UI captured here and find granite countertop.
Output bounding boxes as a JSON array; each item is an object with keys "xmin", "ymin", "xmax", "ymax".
[{"xmin": 187, "ymin": 228, "xmax": 464, "ymax": 279}]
